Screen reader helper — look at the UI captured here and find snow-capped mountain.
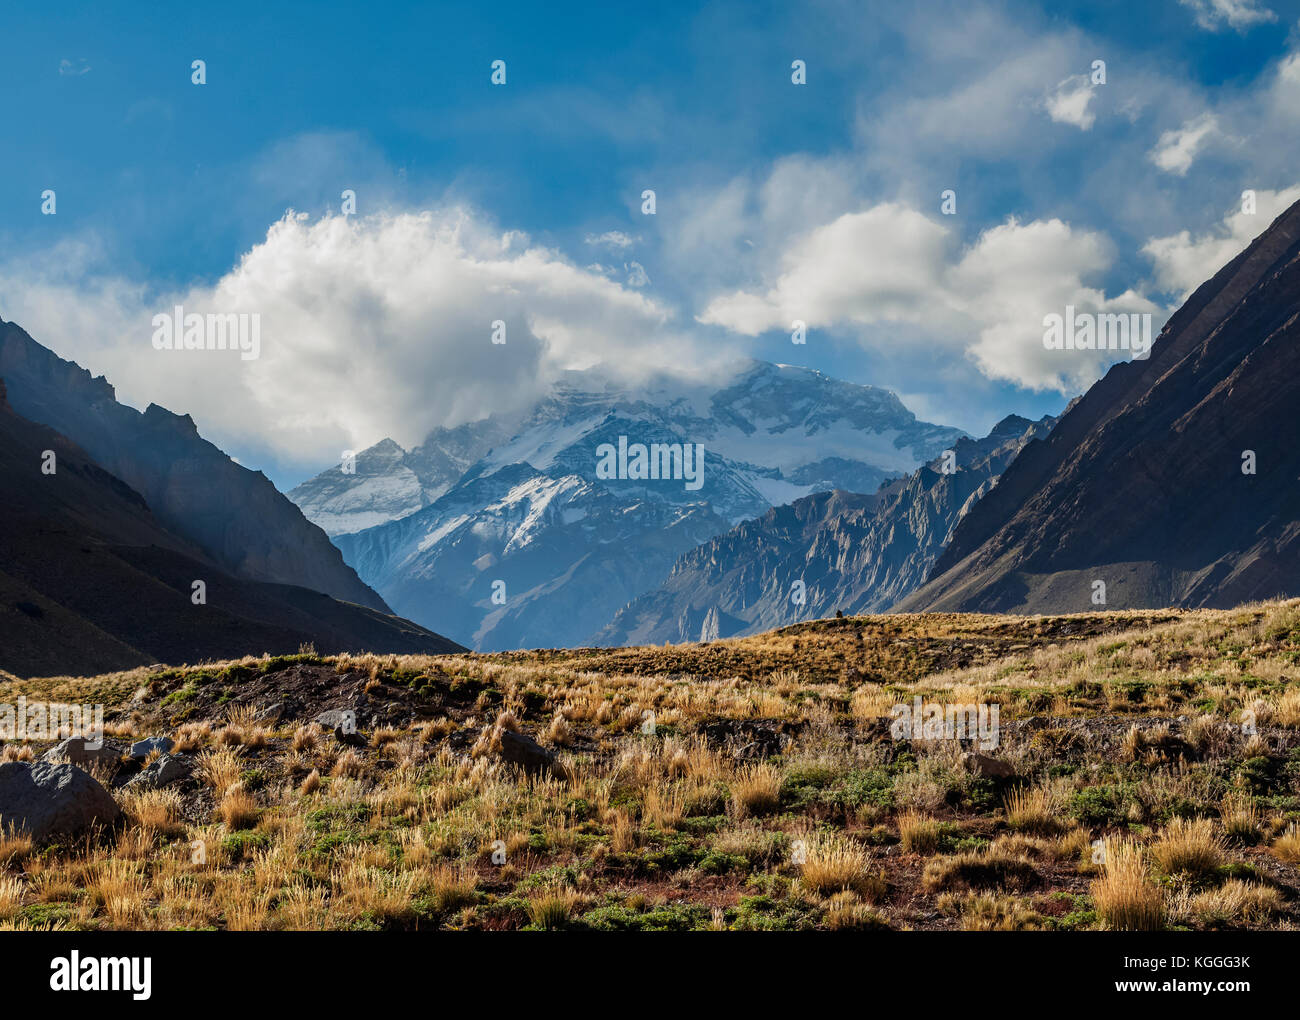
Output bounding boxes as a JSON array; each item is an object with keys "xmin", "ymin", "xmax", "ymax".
[
  {"xmin": 289, "ymin": 421, "xmax": 515, "ymax": 536},
  {"xmin": 594, "ymin": 414, "xmax": 1057, "ymax": 647},
  {"xmin": 298, "ymin": 359, "xmax": 969, "ymax": 650}
]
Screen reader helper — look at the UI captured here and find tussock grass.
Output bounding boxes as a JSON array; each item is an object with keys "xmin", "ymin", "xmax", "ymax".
[
  {"xmin": 1150, "ymin": 817, "xmax": 1224, "ymax": 883},
  {"xmin": 1092, "ymin": 839, "xmax": 1164, "ymax": 931},
  {"xmin": 1, "ymin": 600, "xmax": 1298, "ymax": 930}
]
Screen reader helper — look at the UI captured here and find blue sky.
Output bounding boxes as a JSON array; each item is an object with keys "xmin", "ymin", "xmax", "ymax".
[{"xmin": 2, "ymin": 0, "xmax": 1299, "ymax": 488}]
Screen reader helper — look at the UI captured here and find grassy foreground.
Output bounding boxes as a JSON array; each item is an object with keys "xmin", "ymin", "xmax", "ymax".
[{"xmin": 3, "ymin": 601, "xmax": 1300, "ymax": 931}]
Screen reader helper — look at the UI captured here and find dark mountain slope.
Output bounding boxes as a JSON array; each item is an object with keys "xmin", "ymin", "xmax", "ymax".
[
  {"xmin": 903, "ymin": 198, "xmax": 1300, "ymax": 613},
  {"xmin": 0, "ymin": 381, "xmax": 462, "ymax": 678},
  {"xmin": 0, "ymin": 317, "xmax": 387, "ymax": 612}
]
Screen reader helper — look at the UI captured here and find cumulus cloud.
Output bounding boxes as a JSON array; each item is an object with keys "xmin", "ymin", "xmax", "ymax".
[
  {"xmin": 1142, "ymin": 185, "xmax": 1300, "ymax": 297},
  {"xmin": 1178, "ymin": 0, "xmax": 1276, "ymax": 32},
  {"xmin": 1045, "ymin": 75, "xmax": 1099, "ymax": 130},
  {"xmin": 1150, "ymin": 113, "xmax": 1220, "ymax": 175},
  {"xmin": 0, "ymin": 207, "xmax": 722, "ymax": 474},
  {"xmin": 698, "ymin": 202, "xmax": 1162, "ymax": 394}
]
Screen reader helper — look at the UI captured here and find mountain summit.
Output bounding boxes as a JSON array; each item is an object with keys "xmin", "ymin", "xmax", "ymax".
[{"xmin": 309, "ymin": 360, "xmax": 967, "ymax": 650}]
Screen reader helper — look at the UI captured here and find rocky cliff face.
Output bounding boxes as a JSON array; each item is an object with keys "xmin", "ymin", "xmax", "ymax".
[
  {"xmin": 595, "ymin": 415, "xmax": 1056, "ymax": 644},
  {"xmin": 0, "ymin": 318, "xmax": 388, "ymax": 612},
  {"xmin": 902, "ymin": 198, "xmax": 1300, "ymax": 613}
]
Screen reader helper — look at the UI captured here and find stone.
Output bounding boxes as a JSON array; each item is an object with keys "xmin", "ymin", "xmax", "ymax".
[
  {"xmin": 498, "ymin": 728, "xmax": 559, "ymax": 777},
  {"xmin": 41, "ymin": 736, "xmax": 122, "ymax": 768},
  {"xmin": 123, "ymin": 753, "xmax": 194, "ymax": 791},
  {"xmin": 333, "ymin": 725, "xmax": 367, "ymax": 749},
  {"xmin": 315, "ymin": 709, "xmax": 356, "ymax": 731},
  {"xmin": 0, "ymin": 761, "xmax": 120, "ymax": 841},
  {"xmin": 129, "ymin": 736, "xmax": 173, "ymax": 760}
]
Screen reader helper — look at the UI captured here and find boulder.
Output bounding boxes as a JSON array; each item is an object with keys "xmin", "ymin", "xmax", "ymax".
[
  {"xmin": 0, "ymin": 761, "xmax": 120, "ymax": 841},
  {"xmin": 498, "ymin": 729, "xmax": 560, "ymax": 778},
  {"xmin": 129, "ymin": 736, "xmax": 173, "ymax": 760},
  {"xmin": 961, "ymin": 751, "xmax": 1017, "ymax": 781},
  {"xmin": 123, "ymin": 753, "xmax": 194, "ymax": 791},
  {"xmin": 41, "ymin": 736, "xmax": 122, "ymax": 768}
]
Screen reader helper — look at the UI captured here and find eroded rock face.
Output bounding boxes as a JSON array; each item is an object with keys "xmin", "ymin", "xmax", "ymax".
[
  {"xmin": 0, "ymin": 761, "xmax": 120, "ymax": 841},
  {"xmin": 906, "ymin": 198, "xmax": 1300, "ymax": 614}
]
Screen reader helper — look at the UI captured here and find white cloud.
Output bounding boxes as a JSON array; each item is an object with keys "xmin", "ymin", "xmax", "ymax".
[
  {"xmin": 1142, "ymin": 184, "xmax": 1300, "ymax": 297},
  {"xmin": 1045, "ymin": 75, "xmax": 1098, "ymax": 130},
  {"xmin": 1178, "ymin": 0, "xmax": 1276, "ymax": 32},
  {"xmin": 698, "ymin": 202, "xmax": 1161, "ymax": 393},
  {"xmin": 1150, "ymin": 113, "xmax": 1220, "ymax": 175},
  {"xmin": 58, "ymin": 58, "xmax": 91, "ymax": 76},
  {"xmin": 584, "ymin": 231, "xmax": 638, "ymax": 250},
  {"xmin": 0, "ymin": 208, "xmax": 724, "ymax": 473},
  {"xmin": 698, "ymin": 204, "xmax": 952, "ymax": 334}
]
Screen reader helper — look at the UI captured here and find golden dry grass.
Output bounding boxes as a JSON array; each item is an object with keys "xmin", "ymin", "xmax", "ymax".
[{"xmin": 0, "ymin": 600, "xmax": 1297, "ymax": 930}]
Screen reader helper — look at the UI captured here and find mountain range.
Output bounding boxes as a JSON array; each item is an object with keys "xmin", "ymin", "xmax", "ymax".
[
  {"xmin": 0, "ymin": 319, "xmax": 386, "ymax": 612},
  {"xmin": 297, "ymin": 362, "xmax": 969, "ymax": 650},
  {"xmin": 596, "ymin": 412, "xmax": 1056, "ymax": 645},
  {"xmin": 293, "ymin": 197, "xmax": 1300, "ymax": 644},
  {"xmin": 9, "ymin": 194, "xmax": 1300, "ymax": 671}
]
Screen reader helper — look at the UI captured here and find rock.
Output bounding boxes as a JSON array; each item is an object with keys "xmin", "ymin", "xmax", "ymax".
[
  {"xmin": 0, "ymin": 761, "xmax": 120, "ymax": 841},
  {"xmin": 333, "ymin": 725, "xmax": 367, "ymax": 749},
  {"xmin": 123, "ymin": 753, "xmax": 194, "ymax": 791},
  {"xmin": 41, "ymin": 736, "xmax": 122, "ymax": 768},
  {"xmin": 961, "ymin": 752, "xmax": 1017, "ymax": 781},
  {"xmin": 498, "ymin": 728, "xmax": 559, "ymax": 777},
  {"xmin": 129, "ymin": 736, "xmax": 173, "ymax": 760},
  {"xmin": 316, "ymin": 709, "xmax": 357, "ymax": 731}
]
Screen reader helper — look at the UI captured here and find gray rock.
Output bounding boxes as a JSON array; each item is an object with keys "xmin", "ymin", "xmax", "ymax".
[
  {"xmin": 41, "ymin": 736, "xmax": 122, "ymax": 768},
  {"xmin": 0, "ymin": 761, "xmax": 120, "ymax": 841},
  {"xmin": 498, "ymin": 729, "xmax": 560, "ymax": 778},
  {"xmin": 315, "ymin": 709, "xmax": 356, "ymax": 732},
  {"xmin": 129, "ymin": 736, "xmax": 173, "ymax": 760},
  {"xmin": 123, "ymin": 753, "xmax": 194, "ymax": 791}
]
